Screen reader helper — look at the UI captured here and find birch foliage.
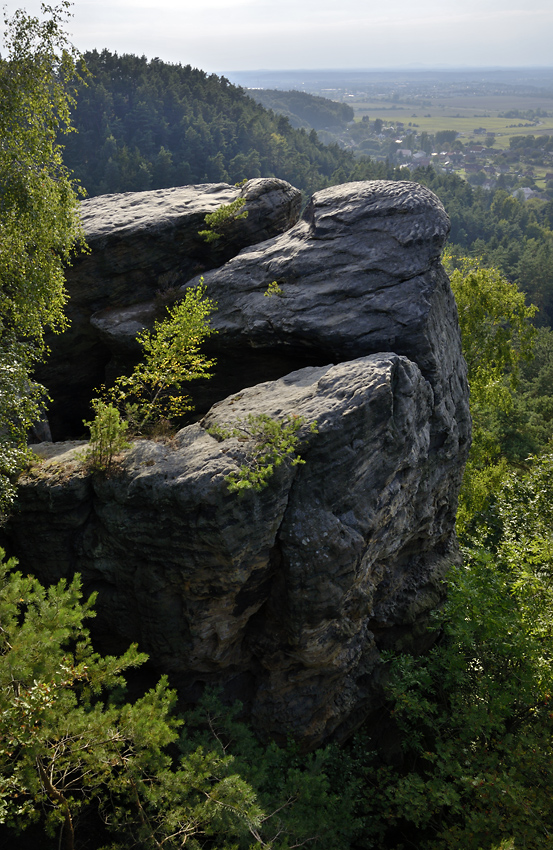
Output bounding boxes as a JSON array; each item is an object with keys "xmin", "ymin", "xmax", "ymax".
[{"xmin": 0, "ymin": 2, "xmax": 85, "ymax": 516}]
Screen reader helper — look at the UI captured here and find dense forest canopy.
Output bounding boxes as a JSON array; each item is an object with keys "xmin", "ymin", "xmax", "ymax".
[
  {"xmin": 63, "ymin": 50, "xmax": 404, "ymax": 199},
  {"xmin": 411, "ymin": 167, "xmax": 553, "ymax": 327},
  {"xmin": 247, "ymin": 88, "xmax": 354, "ymax": 130}
]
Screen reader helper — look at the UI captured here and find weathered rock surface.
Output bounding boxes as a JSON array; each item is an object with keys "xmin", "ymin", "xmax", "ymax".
[
  {"xmin": 13, "ymin": 353, "xmax": 459, "ymax": 747},
  {"xmin": 87, "ymin": 181, "xmax": 469, "ymax": 447},
  {"xmin": 37, "ymin": 178, "xmax": 301, "ymax": 437},
  {"xmin": 10, "ymin": 179, "xmax": 471, "ymax": 747}
]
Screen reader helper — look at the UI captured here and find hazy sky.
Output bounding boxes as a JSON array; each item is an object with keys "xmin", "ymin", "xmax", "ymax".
[{"xmin": 3, "ymin": 0, "xmax": 553, "ymax": 73}]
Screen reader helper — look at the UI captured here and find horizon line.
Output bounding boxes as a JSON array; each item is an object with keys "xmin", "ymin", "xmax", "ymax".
[{"xmin": 223, "ymin": 66, "xmax": 553, "ymax": 73}]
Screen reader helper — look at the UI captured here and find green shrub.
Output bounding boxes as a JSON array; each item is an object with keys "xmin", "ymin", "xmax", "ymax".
[
  {"xmin": 264, "ymin": 280, "xmax": 283, "ymax": 297},
  {"xmin": 0, "ymin": 550, "xmax": 266, "ymax": 850},
  {"xmin": 83, "ymin": 399, "xmax": 130, "ymax": 472},
  {"xmin": 0, "ymin": 549, "xmax": 359, "ymax": 850},
  {"xmin": 350, "ymin": 459, "xmax": 553, "ymax": 849}
]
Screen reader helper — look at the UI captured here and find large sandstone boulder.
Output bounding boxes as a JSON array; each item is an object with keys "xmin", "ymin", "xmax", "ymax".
[
  {"xmin": 13, "ymin": 353, "xmax": 460, "ymax": 747},
  {"xmin": 37, "ymin": 178, "xmax": 301, "ymax": 437},
  {"xmin": 10, "ymin": 179, "xmax": 471, "ymax": 747},
  {"xmin": 93, "ymin": 180, "xmax": 469, "ymax": 459}
]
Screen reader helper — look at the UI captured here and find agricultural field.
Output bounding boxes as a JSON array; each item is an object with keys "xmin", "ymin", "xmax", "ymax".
[
  {"xmin": 230, "ymin": 68, "xmax": 553, "ymax": 195},
  {"xmin": 348, "ymin": 93, "xmax": 553, "ymax": 149}
]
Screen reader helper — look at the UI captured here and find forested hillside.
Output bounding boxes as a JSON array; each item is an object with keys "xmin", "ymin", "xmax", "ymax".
[
  {"xmin": 63, "ymin": 50, "xmax": 403, "ymax": 198},
  {"xmin": 247, "ymin": 88, "xmax": 354, "ymax": 130},
  {"xmin": 64, "ymin": 53, "xmax": 553, "ymax": 332}
]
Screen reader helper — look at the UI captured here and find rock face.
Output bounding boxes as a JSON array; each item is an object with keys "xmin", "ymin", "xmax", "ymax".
[
  {"xmin": 14, "ymin": 353, "xmax": 458, "ymax": 747},
  {"xmin": 10, "ymin": 179, "xmax": 471, "ymax": 747},
  {"xmin": 37, "ymin": 178, "xmax": 302, "ymax": 437},
  {"xmin": 92, "ymin": 181, "xmax": 468, "ymax": 438}
]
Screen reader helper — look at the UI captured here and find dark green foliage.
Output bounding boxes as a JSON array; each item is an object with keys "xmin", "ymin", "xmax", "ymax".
[
  {"xmin": 60, "ymin": 50, "xmax": 553, "ymax": 328},
  {"xmin": 350, "ymin": 526, "xmax": 553, "ymax": 847},
  {"xmin": 7, "ymin": 35, "xmax": 553, "ymax": 847},
  {"xmin": 248, "ymin": 89, "xmax": 354, "ymax": 130},
  {"xmin": 340, "ymin": 274, "xmax": 553, "ymax": 850},
  {"xmin": 183, "ymin": 690, "xmax": 360, "ymax": 850},
  {"xmin": 62, "ymin": 50, "xmax": 409, "ymax": 199},
  {"xmin": 509, "ymin": 134, "xmax": 553, "ymax": 152},
  {"xmin": 414, "ymin": 168, "xmax": 553, "ymax": 326},
  {"xmin": 0, "ymin": 549, "xmax": 358, "ymax": 850},
  {"xmin": 434, "ymin": 129, "xmax": 458, "ymax": 148}
]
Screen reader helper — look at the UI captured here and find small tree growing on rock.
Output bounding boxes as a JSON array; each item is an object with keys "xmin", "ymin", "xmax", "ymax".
[
  {"xmin": 83, "ymin": 399, "xmax": 130, "ymax": 472},
  {"xmin": 104, "ymin": 280, "xmax": 217, "ymax": 434},
  {"xmin": 208, "ymin": 413, "xmax": 318, "ymax": 492},
  {"xmin": 199, "ymin": 197, "xmax": 248, "ymax": 243}
]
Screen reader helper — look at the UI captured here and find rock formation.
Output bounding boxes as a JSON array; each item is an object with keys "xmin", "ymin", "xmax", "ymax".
[
  {"xmin": 37, "ymin": 178, "xmax": 302, "ymax": 437},
  {"xmin": 91, "ymin": 181, "xmax": 468, "ymax": 436},
  {"xmin": 9, "ymin": 179, "xmax": 470, "ymax": 747}
]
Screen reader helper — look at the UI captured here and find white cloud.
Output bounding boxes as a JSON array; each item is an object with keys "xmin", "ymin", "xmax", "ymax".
[{"xmin": 2, "ymin": 0, "xmax": 553, "ymax": 69}]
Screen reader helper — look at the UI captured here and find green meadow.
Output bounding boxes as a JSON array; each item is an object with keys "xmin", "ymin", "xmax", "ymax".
[{"xmin": 350, "ymin": 93, "xmax": 553, "ymax": 147}]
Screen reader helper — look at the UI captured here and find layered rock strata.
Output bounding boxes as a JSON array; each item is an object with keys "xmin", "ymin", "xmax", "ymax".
[{"xmin": 92, "ymin": 181, "xmax": 469, "ymax": 440}]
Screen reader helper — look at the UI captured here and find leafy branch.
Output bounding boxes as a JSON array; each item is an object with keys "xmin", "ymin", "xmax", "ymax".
[
  {"xmin": 198, "ymin": 197, "xmax": 248, "ymax": 243},
  {"xmin": 208, "ymin": 413, "xmax": 318, "ymax": 492}
]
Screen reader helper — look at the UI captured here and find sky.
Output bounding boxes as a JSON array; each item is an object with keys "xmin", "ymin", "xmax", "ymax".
[{"xmin": 2, "ymin": 0, "xmax": 553, "ymax": 73}]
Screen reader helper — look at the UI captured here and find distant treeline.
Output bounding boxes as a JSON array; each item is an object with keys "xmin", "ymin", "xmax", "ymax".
[
  {"xmin": 247, "ymin": 89, "xmax": 354, "ymax": 130},
  {"xmin": 64, "ymin": 50, "xmax": 403, "ymax": 198},
  {"xmin": 508, "ymin": 134, "xmax": 553, "ymax": 151}
]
